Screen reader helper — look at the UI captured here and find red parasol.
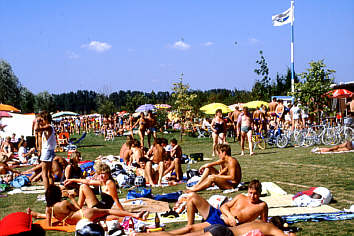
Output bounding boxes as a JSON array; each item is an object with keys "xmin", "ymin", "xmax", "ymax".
[{"xmin": 326, "ymin": 89, "xmax": 353, "ymax": 99}]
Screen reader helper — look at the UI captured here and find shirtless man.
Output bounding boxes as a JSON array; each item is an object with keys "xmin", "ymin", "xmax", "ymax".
[
  {"xmin": 252, "ymin": 107, "xmax": 264, "ymax": 134},
  {"xmin": 136, "ymin": 157, "xmax": 159, "ymax": 186},
  {"xmin": 169, "ymin": 180, "xmax": 268, "ymax": 235},
  {"xmin": 145, "ymin": 138, "xmax": 166, "ymax": 186},
  {"xmin": 147, "ymin": 111, "xmax": 157, "ymax": 147},
  {"xmin": 230, "ymin": 106, "xmax": 241, "ymax": 142},
  {"xmin": 268, "ymin": 98, "xmax": 278, "ymax": 117},
  {"xmin": 186, "ymin": 144, "xmax": 241, "ymax": 192},
  {"xmin": 275, "ymin": 100, "xmax": 285, "ymax": 125},
  {"xmin": 119, "ymin": 136, "xmax": 133, "ymax": 162},
  {"xmin": 237, "ymin": 107, "xmax": 254, "ymax": 156},
  {"xmin": 312, "ymin": 140, "xmax": 354, "ymax": 153}
]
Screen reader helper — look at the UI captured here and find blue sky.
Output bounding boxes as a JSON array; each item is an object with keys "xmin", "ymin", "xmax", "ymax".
[{"xmin": 1, "ymin": 0, "xmax": 353, "ymax": 94}]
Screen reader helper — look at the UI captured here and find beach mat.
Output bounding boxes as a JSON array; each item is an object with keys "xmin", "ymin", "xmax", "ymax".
[
  {"xmin": 269, "ymin": 205, "xmax": 339, "ymax": 217},
  {"xmin": 121, "ymin": 198, "xmax": 170, "ymax": 213},
  {"xmin": 282, "ymin": 211, "xmax": 354, "ymax": 223}
]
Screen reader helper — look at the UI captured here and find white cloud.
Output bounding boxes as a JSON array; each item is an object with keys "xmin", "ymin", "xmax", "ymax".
[
  {"xmin": 81, "ymin": 41, "xmax": 112, "ymax": 53},
  {"xmin": 203, "ymin": 41, "xmax": 214, "ymax": 47},
  {"xmin": 172, "ymin": 40, "xmax": 191, "ymax": 50},
  {"xmin": 66, "ymin": 51, "xmax": 79, "ymax": 59},
  {"xmin": 248, "ymin": 38, "xmax": 260, "ymax": 44}
]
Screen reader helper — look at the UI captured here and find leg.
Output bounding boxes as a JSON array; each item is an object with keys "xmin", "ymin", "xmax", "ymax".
[
  {"xmin": 247, "ymin": 130, "xmax": 254, "ymax": 155},
  {"xmin": 41, "ymin": 161, "xmax": 53, "ymax": 190},
  {"xmin": 84, "ymin": 208, "xmax": 146, "ymax": 222},
  {"xmin": 195, "ymin": 167, "xmax": 218, "ymax": 186},
  {"xmin": 144, "ymin": 161, "xmax": 157, "ymax": 187},
  {"xmin": 186, "ymin": 192, "xmax": 212, "ymax": 225},
  {"xmin": 157, "ymin": 161, "xmax": 164, "ymax": 186},
  {"xmin": 240, "ymin": 131, "xmax": 246, "ymax": 155},
  {"xmin": 186, "ymin": 174, "xmax": 215, "ymax": 192},
  {"xmin": 174, "ymin": 158, "xmax": 183, "ymax": 181},
  {"xmin": 211, "ymin": 133, "xmax": 218, "ymax": 156},
  {"xmin": 77, "ymin": 184, "xmax": 99, "ymax": 208}
]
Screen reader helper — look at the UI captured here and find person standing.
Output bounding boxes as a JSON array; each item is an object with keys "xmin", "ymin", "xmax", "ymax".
[
  {"xmin": 238, "ymin": 107, "xmax": 254, "ymax": 156},
  {"xmin": 210, "ymin": 109, "xmax": 226, "ymax": 157},
  {"xmin": 37, "ymin": 111, "xmax": 56, "ymax": 190}
]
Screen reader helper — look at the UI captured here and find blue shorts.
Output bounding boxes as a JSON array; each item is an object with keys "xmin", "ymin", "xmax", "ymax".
[
  {"xmin": 40, "ymin": 149, "xmax": 55, "ymax": 162},
  {"xmin": 205, "ymin": 206, "xmax": 226, "ymax": 226},
  {"xmin": 149, "ymin": 127, "xmax": 157, "ymax": 132}
]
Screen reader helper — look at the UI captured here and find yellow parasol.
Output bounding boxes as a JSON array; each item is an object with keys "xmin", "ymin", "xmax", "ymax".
[
  {"xmin": 200, "ymin": 103, "xmax": 232, "ymax": 114},
  {"xmin": 243, "ymin": 101, "xmax": 269, "ymax": 109}
]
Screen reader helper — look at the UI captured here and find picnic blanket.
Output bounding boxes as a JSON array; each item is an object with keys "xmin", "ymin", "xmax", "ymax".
[{"xmin": 260, "ymin": 194, "xmax": 339, "ymax": 216}]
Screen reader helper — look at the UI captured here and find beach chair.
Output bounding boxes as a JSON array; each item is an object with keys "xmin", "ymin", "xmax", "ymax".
[
  {"xmin": 57, "ymin": 132, "xmax": 70, "ymax": 148},
  {"xmin": 196, "ymin": 126, "xmax": 207, "ymax": 138}
]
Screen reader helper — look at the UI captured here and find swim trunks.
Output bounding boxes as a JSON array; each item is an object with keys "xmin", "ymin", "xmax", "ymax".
[
  {"xmin": 205, "ymin": 206, "xmax": 226, "ymax": 226},
  {"xmin": 241, "ymin": 126, "xmax": 252, "ymax": 133},
  {"xmin": 40, "ymin": 149, "xmax": 55, "ymax": 162},
  {"xmin": 204, "ymin": 224, "xmax": 233, "ymax": 236}
]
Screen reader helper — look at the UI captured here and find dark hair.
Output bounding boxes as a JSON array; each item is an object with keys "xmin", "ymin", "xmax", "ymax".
[
  {"xmin": 215, "ymin": 109, "xmax": 222, "ymax": 114},
  {"xmin": 40, "ymin": 111, "xmax": 52, "ymax": 123},
  {"xmin": 171, "ymin": 138, "xmax": 178, "ymax": 145},
  {"xmin": 155, "ymin": 138, "xmax": 162, "ymax": 145},
  {"xmin": 139, "ymin": 156, "xmax": 149, "ymax": 163},
  {"xmin": 132, "ymin": 139, "xmax": 140, "ymax": 147},
  {"xmin": 216, "ymin": 144, "xmax": 231, "ymax": 156},
  {"xmin": 161, "ymin": 138, "xmax": 168, "ymax": 145},
  {"xmin": 45, "ymin": 185, "xmax": 62, "ymax": 207},
  {"xmin": 248, "ymin": 179, "xmax": 262, "ymax": 194},
  {"xmin": 269, "ymin": 216, "xmax": 285, "ymax": 230}
]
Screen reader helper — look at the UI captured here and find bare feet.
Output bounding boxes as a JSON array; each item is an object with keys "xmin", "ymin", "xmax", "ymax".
[
  {"xmin": 250, "ymin": 152, "xmax": 255, "ymax": 156},
  {"xmin": 240, "ymin": 151, "xmax": 245, "ymax": 156}
]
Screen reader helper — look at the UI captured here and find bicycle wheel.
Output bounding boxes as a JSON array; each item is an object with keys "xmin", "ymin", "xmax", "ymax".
[
  {"xmin": 276, "ymin": 134, "xmax": 288, "ymax": 148},
  {"xmin": 321, "ymin": 128, "xmax": 336, "ymax": 145},
  {"xmin": 344, "ymin": 127, "xmax": 354, "ymax": 141}
]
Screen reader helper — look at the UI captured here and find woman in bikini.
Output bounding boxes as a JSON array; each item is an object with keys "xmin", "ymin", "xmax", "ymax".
[
  {"xmin": 210, "ymin": 109, "xmax": 227, "ymax": 156},
  {"xmin": 28, "ymin": 184, "xmax": 146, "ymax": 226},
  {"xmin": 64, "ymin": 162, "xmax": 124, "ymax": 210},
  {"xmin": 132, "ymin": 112, "xmax": 148, "ymax": 147}
]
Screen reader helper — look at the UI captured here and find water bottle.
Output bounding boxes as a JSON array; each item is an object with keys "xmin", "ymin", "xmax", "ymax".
[{"xmin": 186, "ymin": 163, "xmax": 191, "ymax": 179}]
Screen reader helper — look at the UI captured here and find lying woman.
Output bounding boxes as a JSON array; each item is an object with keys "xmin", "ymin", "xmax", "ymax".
[
  {"xmin": 29, "ymin": 184, "xmax": 146, "ymax": 226},
  {"xmin": 64, "ymin": 162, "xmax": 124, "ymax": 210},
  {"xmin": 312, "ymin": 140, "xmax": 353, "ymax": 153}
]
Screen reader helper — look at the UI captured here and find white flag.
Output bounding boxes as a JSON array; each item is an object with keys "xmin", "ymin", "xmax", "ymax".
[{"xmin": 272, "ymin": 7, "xmax": 293, "ymax": 26}]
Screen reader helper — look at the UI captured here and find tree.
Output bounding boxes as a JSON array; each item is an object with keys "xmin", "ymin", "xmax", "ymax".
[
  {"xmin": 252, "ymin": 51, "xmax": 272, "ymax": 101},
  {"xmin": 34, "ymin": 91, "xmax": 55, "ymax": 112},
  {"xmin": 0, "ymin": 60, "xmax": 22, "ymax": 106},
  {"xmin": 292, "ymin": 60, "xmax": 335, "ymax": 121},
  {"xmin": 19, "ymin": 87, "xmax": 35, "ymax": 113},
  {"xmin": 171, "ymin": 73, "xmax": 197, "ymax": 140}
]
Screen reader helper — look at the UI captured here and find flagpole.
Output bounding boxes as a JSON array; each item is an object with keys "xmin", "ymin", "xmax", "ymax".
[{"xmin": 291, "ymin": 0, "xmax": 295, "ymax": 93}]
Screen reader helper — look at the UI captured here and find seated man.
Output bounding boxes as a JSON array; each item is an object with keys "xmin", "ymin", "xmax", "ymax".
[
  {"xmin": 145, "ymin": 138, "xmax": 166, "ymax": 187},
  {"xmin": 162, "ymin": 138, "xmax": 183, "ymax": 181},
  {"xmin": 186, "ymin": 144, "xmax": 241, "ymax": 192},
  {"xmin": 136, "ymin": 156, "xmax": 159, "ymax": 186},
  {"xmin": 312, "ymin": 140, "xmax": 353, "ymax": 153},
  {"xmin": 119, "ymin": 136, "xmax": 133, "ymax": 163},
  {"xmin": 169, "ymin": 180, "xmax": 268, "ymax": 234},
  {"xmin": 130, "ymin": 139, "xmax": 144, "ymax": 165}
]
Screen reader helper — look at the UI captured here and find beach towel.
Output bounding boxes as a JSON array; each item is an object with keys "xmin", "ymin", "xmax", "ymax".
[
  {"xmin": 281, "ymin": 211, "xmax": 354, "ymax": 223},
  {"xmin": 121, "ymin": 198, "xmax": 170, "ymax": 213},
  {"xmin": 34, "ymin": 219, "xmax": 76, "ymax": 232},
  {"xmin": 314, "ymin": 150, "xmax": 354, "ymax": 154}
]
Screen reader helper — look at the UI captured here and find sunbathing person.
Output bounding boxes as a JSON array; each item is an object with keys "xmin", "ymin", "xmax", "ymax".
[
  {"xmin": 186, "ymin": 144, "xmax": 241, "ymax": 192},
  {"xmin": 29, "ymin": 184, "xmax": 146, "ymax": 226},
  {"xmin": 17, "ymin": 140, "xmax": 37, "ymax": 164},
  {"xmin": 169, "ymin": 180, "xmax": 268, "ymax": 235},
  {"xmin": 135, "ymin": 217, "xmax": 295, "ymax": 236},
  {"xmin": 60, "ymin": 151, "xmax": 82, "ymax": 192},
  {"xmin": 165, "ymin": 138, "xmax": 183, "ymax": 181},
  {"xmin": 312, "ymin": 140, "xmax": 354, "ymax": 153},
  {"xmin": 136, "ymin": 156, "xmax": 159, "ymax": 185},
  {"xmin": 64, "ymin": 162, "xmax": 125, "ymax": 210}
]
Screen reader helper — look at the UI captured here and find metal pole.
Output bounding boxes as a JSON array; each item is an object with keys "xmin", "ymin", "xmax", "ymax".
[{"xmin": 291, "ymin": 0, "xmax": 295, "ymax": 93}]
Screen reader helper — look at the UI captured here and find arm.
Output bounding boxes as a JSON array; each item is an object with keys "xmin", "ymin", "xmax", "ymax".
[
  {"xmin": 131, "ymin": 119, "xmax": 140, "ymax": 129},
  {"xmin": 45, "ymin": 207, "xmax": 52, "ymax": 227},
  {"xmin": 199, "ymin": 159, "xmax": 223, "ymax": 172},
  {"xmin": 64, "ymin": 178, "xmax": 101, "ymax": 187},
  {"xmin": 68, "ymin": 196, "xmax": 81, "ymax": 211},
  {"xmin": 210, "ymin": 119, "xmax": 217, "ymax": 133},
  {"xmin": 260, "ymin": 203, "xmax": 269, "ymax": 222},
  {"xmin": 220, "ymin": 195, "xmax": 240, "ymax": 226}
]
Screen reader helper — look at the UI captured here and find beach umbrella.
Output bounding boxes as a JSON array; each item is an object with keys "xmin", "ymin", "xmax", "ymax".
[
  {"xmin": 135, "ymin": 104, "xmax": 156, "ymax": 112},
  {"xmin": 200, "ymin": 103, "xmax": 232, "ymax": 114},
  {"xmin": 326, "ymin": 89, "xmax": 353, "ymax": 99},
  {"xmin": 0, "ymin": 111, "xmax": 12, "ymax": 118},
  {"xmin": 117, "ymin": 111, "xmax": 128, "ymax": 116},
  {"xmin": 244, "ymin": 101, "xmax": 269, "ymax": 109},
  {"xmin": 228, "ymin": 103, "xmax": 244, "ymax": 111},
  {"xmin": 52, "ymin": 111, "xmax": 79, "ymax": 118},
  {"xmin": 0, "ymin": 104, "xmax": 20, "ymax": 112},
  {"xmin": 155, "ymin": 104, "xmax": 171, "ymax": 109}
]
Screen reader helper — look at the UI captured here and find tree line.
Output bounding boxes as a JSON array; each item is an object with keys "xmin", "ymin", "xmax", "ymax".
[{"xmin": 0, "ymin": 51, "xmax": 334, "ymax": 116}]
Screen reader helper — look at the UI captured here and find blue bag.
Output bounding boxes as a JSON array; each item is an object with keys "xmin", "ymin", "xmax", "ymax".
[
  {"xmin": 154, "ymin": 191, "xmax": 182, "ymax": 202},
  {"xmin": 10, "ymin": 175, "xmax": 30, "ymax": 188},
  {"xmin": 127, "ymin": 188, "xmax": 152, "ymax": 199}
]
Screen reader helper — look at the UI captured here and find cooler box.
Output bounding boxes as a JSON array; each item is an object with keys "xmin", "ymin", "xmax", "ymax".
[{"xmin": 190, "ymin": 153, "xmax": 203, "ymax": 161}]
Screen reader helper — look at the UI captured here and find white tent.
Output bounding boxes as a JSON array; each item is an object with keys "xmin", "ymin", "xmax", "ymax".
[{"xmin": 0, "ymin": 113, "xmax": 35, "ymax": 138}]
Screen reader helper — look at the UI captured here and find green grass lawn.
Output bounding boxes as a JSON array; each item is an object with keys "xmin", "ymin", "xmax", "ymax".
[{"xmin": 1, "ymin": 132, "xmax": 353, "ymax": 235}]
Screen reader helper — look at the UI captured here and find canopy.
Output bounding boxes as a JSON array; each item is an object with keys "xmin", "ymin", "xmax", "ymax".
[
  {"xmin": 52, "ymin": 111, "xmax": 79, "ymax": 118},
  {"xmin": 200, "ymin": 103, "xmax": 232, "ymax": 114},
  {"xmin": 135, "ymin": 104, "xmax": 156, "ymax": 112},
  {"xmin": 0, "ymin": 104, "xmax": 20, "ymax": 112},
  {"xmin": 155, "ymin": 104, "xmax": 171, "ymax": 109},
  {"xmin": 326, "ymin": 89, "xmax": 353, "ymax": 99},
  {"xmin": 0, "ymin": 111, "xmax": 12, "ymax": 118},
  {"xmin": 244, "ymin": 101, "xmax": 269, "ymax": 109}
]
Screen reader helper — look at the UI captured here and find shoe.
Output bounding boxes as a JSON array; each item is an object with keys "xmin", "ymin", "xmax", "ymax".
[{"xmin": 161, "ymin": 209, "xmax": 179, "ymax": 218}]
